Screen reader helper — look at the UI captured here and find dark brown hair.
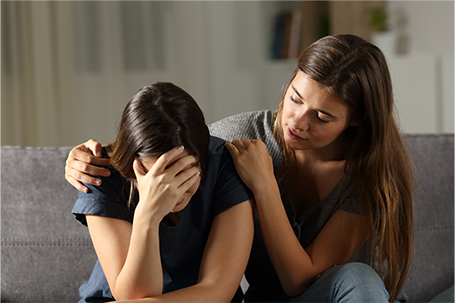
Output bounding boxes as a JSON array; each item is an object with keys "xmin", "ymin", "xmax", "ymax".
[
  {"xmin": 274, "ymin": 34, "xmax": 413, "ymax": 302},
  {"xmin": 108, "ymin": 82, "xmax": 210, "ymax": 187}
]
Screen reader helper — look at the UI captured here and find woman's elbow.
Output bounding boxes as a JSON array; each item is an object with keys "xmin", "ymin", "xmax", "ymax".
[
  {"xmin": 111, "ymin": 286, "xmax": 162, "ymax": 301},
  {"xmin": 282, "ymin": 279, "xmax": 313, "ymax": 298},
  {"xmin": 283, "ymin": 287, "xmax": 304, "ymax": 298}
]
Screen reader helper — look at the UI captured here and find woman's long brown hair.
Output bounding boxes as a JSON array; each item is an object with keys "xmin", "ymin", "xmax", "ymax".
[
  {"xmin": 106, "ymin": 82, "xmax": 210, "ymax": 205},
  {"xmin": 274, "ymin": 34, "xmax": 413, "ymax": 302}
]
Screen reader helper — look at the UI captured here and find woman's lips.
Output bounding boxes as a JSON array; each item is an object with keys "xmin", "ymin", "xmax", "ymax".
[
  {"xmin": 287, "ymin": 127, "xmax": 305, "ymax": 140},
  {"xmin": 175, "ymin": 198, "xmax": 184, "ymax": 207}
]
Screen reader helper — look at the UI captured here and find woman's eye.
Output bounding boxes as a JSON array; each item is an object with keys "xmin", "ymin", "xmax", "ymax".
[
  {"xmin": 290, "ymin": 96, "xmax": 299, "ymax": 103},
  {"xmin": 317, "ymin": 115, "xmax": 330, "ymax": 123}
]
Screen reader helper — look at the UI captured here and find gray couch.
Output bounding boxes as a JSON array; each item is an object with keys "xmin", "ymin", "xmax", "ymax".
[{"xmin": 1, "ymin": 133, "xmax": 453, "ymax": 303}]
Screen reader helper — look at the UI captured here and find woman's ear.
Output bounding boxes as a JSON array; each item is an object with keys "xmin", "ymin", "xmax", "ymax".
[
  {"xmin": 349, "ymin": 119, "xmax": 359, "ymax": 127},
  {"xmin": 132, "ymin": 158, "xmax": 147, "ymax": 177}
]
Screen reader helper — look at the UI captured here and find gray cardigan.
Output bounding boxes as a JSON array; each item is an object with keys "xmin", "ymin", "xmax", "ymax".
[
  {"xmin": 209, "ymin": 110, "xmax": 369, "ymax": 301},
  {"xmin": 1, "ymin": 110, "xmax": 453, "ymax": 302}
]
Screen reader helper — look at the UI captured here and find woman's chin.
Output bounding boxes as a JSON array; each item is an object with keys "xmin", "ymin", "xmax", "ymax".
[{"xmin": 171, "ymin": 198, "xmax": 188, "ymax": 213}]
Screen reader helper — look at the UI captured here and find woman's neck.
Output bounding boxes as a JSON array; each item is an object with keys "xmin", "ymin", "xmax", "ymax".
[
  {"xmin": 163, "ymin": 211, "xmax": 182, "ymax": 227},
  {"xmin": 286, "ymin": 148, "xmax": 346, "ymax": 216},
  {"xmin": 293, "ymin": 147, "xmax": 344, "ymax": 168}
]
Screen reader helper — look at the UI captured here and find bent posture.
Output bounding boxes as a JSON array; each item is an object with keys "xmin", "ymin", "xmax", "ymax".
[
  {"xmin": 71, "ymin": 82, "xmax": 254, "ymax": 302},
  {"xmin": 67, "ymin": 35, "xmax": 413, "ymax": 303}
]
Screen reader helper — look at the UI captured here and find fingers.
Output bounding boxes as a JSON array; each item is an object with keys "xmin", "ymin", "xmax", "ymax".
[
  {"xmin": 85, "ymin": 139, "xmax": 103, "ymax": 157},
  {"xmin": 72, "ymin": 143, "xmax": 111, "ymax": 169},
  {"xmin": 133, "ymin": 154, "xmax": 200, "ymax": 215},
  {"xmin": 224, "ymin": 141, "xmax": 239, "ymax": 157},
  {"xmin": 174, "ymin": 165, "xmax": 200, "ymax": 189},
  {"xmin": 242, "ymin": 138, "xmax": 252, "ymax": 144},
  {"xmin": 166, "ymin": 154, "xmax": 199, "ymax": 179},
  {"xmin": 66, "ymin": 175, "xmax": 90, "ymax": 193},
  {"xmin": 70, "ymin": 157, "xmax": 111, "ymax": 178},
  {"xmin": 225, "ymin": 138, "xmax": 247, "ymax": 150},
  {"xmin": 83, "ymin": 156, "xmax": 111, "ymax": 169},
  {"xmin": 70, "ymin": 141, "xmax": 110, "ymax": 173},
  {"xmin": 65, "ymin": 160, "xmax": 104, "ymax": 192},
  {"xmin": 132, "ymin": 158, "xmax": 147, "ymax": 180},
  {"xmin": 151, "ymin": 146, "xmax": 199, "ymax": 179},
  {"xmin": 152, "ymin": 155, "xmax": 199, "ymax": 190},
  {"xmin": 65, "ymin": 140, "xmax": 113, "ymax": 192},
  {"xmin": 66, "ymin": 165, "xmax": 102, "ymax": 185},
  {"xmin": 225, "ymin": 138, "xmax": 260, "ymax": 151},
  {"xmin": 234, "ymin": 138, "xmax": 257, "ymax": 147},
  {"xmin": 134, "ymin": 150, "xmax": 199, "ymax": 188},
  {"xmin": 152, "ymin": 146, "xmax": 185, "ymax": 174}
]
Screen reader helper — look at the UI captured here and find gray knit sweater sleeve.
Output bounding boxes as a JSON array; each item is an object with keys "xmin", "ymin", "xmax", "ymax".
[{"xmin": 208, "ymin": 110, "xmax": 284, "ymax": 177}]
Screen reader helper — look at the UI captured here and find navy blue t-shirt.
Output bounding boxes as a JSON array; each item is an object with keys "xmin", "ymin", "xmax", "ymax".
[{"xmin": 72, "ymin": 136, "xmax": 253, "ymax": 302}]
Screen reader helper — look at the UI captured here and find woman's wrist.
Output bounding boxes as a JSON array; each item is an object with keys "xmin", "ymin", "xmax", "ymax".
[
  {"xmin": 250, "ymin": 177, "xmax": 280, "ymax": 203},
  {"xmin": 134, "ymin": 203, "xmax": 163, "ymax": 230}
]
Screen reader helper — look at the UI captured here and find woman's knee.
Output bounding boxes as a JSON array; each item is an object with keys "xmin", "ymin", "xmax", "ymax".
[
  {"xmin": 284, "ymin": 263, "xmax": 388, "ymax": 302},
  {"xmin": 331, "ymin": 262, "xmax": 384, "ymax": 287},
  {"xmin": 312, "ymin": 262, "xmax": 389, "ymax": 302}
]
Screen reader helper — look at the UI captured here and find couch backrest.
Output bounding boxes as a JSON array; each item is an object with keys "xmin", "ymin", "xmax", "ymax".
[
  {"xmin": 1, "ymin": 146, "xmax": 97, "ymax": 302},
  {"xmin": 1, "ymin": 134, "xmax": 453, "ymax": 303},
  {"xmin": 402, "ymin": 134, "xmax": 454, "ymax": 303}
]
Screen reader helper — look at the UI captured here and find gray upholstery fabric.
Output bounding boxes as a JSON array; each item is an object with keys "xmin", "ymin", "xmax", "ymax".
[
  {"xmin": 402, "ymin": 134, "xmax": 454, "ymax": 303},
  {"xmin": 1, "ymin": 133, "xmax": 453, "ymax": 302},
  {"xmin": 1, "ymin": 146, "xmax": 97, "ymax": 302}
]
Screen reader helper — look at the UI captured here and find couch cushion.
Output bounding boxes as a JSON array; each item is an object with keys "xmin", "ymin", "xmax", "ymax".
[
  {"xmin": 402, "ymin": 134, "xmax": 454, "ymax": 303},
  {"xmin": 1, "ymin": 146, "xmax": 97, "ymax": 302},
  {"xmin": 1, "ymin": 134, "xmax": 453, "ymax": 302}
]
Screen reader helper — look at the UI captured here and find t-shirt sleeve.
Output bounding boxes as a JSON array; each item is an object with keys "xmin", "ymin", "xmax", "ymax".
[
  {"xmin": 339, "ymin": 196, "xmax": 360, "ymax": 214},
  {"xmin": 338, "ymin": 183, "xmax": 361, "ymax": 215},
  {"xmin": 211, "ymin": 147, "xmax": 254, "ymax": 216},
  {"xmin": 72, "ymin": 169, "xmax": 133, "ymax": 226}
]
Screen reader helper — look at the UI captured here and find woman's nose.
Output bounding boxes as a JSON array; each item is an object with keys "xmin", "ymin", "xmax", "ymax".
[{"xmin": 293, "ymin": 109, "xmax": 310, "ymax": 131}]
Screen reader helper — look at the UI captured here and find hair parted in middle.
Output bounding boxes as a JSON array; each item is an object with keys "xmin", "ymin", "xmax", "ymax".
[
  {"xmin": 273, "ymin": 34, "xmax": 413, "ymax": 302},
  {"xmin": 108, "ymin": 82, "xmax": 210, "ymax": 184}
]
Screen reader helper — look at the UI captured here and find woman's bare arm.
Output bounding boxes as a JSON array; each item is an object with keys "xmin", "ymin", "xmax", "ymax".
[
  {"xmin": 89, "ymin": 199, "xmax": 254, "ymax": 303},
  {"xmin": 226, "ymin": 138, "xmax": 370, "ymax": 296},
  {"xmin": 111, "ymin": 198, "xmax": 255, "ymax": 303},
  {"xmin": 84, "ymin": 145, "xmax": 255, "ymax": 302}
]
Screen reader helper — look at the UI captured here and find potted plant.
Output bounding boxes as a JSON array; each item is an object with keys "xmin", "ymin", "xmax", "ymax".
[
  {"xmin": 370, "ymin": 6, "xmax": 396, "ymax": 56},
  {"xmin": 370, "ymin": 7, "xmax": 388, "ymax": 32}
]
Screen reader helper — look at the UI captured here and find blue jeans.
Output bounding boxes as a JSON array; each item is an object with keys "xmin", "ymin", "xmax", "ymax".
[{"xmin": 270, "ymin": 263, "xmax": 390, "ymax": 303}]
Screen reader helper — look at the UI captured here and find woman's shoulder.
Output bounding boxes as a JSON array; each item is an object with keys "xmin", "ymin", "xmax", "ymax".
[
  {"xmin": 209, "ymin": 110, "xmax": 284, "ymax": 176},
  {"xmin": 206, "ymin": 136, "xmax": 233, "ymax": 167},
  {"xmin": 99, "ymin": 146, "xmax": 125, "ymax": 183},
  {"xmin": 208, "ymin": 110, "xmax": 276, "ymax": 142},
  {"xmin": 72, "ymin": 148, "xmax": 133, "ymax": 225},
  {"xmin": 78, "ymin": 146, "xmax": 129, "ymax": 200},
  {"xmin": 200, "ymin": 136, "xmax": 254, "ymax": 216}
]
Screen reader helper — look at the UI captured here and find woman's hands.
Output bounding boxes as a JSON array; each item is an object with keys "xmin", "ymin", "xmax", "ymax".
[
  {"xmin": 87, "ymin": 147, "xmax": 201, "ymax": 300},
  {"xmin": 65, "ymin": 139, "xmax": 111, "ymax": 192},
  {"xmin": 224, "ymin": 138, "xmax": 276, "ymax": 194},
  {"xmin": 132, "ymin": 146, "xmax": 201, "ymax": 223},
  {"xmin": 226, "ymin": 140, "xmax": 370, "ymax": 298}
]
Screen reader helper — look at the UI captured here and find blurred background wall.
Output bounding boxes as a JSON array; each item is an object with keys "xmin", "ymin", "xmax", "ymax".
[{"xmin": 2, "ymin": 1, "xmax": 454, "ymax": 147}]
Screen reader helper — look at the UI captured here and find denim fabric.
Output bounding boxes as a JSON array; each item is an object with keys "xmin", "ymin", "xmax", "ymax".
[{"xmin": 270, "ymin": 263, "xmax": 390, "ymax": 303}]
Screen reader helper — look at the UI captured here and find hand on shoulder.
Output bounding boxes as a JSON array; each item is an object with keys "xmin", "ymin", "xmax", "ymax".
[
  {"xmin": 225, "ymin": 138, "xmax": 275, "ymax": 193},
  {"xmin": 65, "ymin": 139, "xmax": 111, "ymax": 192}
]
